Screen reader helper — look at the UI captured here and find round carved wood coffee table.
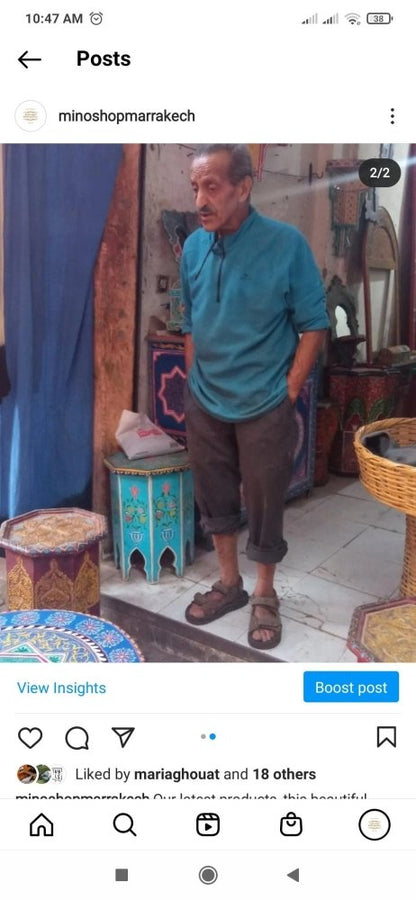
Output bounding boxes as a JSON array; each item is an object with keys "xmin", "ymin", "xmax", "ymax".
[{"xmin": 0, "ymin": 609, "xmax": 144, "ymax": 662}]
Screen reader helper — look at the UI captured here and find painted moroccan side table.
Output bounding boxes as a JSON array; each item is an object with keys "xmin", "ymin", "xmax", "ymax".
[
  {"xmin": 328, "ymin": 366, "xmax": 400, "ymax": 475},
  {"xmin": 347, "ymin": 598, "xmax": 416, "ymax": 662},
  {"xmin": 104, "ymin": 450, "xmax": 194, "ymax": 583},
  {"xmin": 0, "ymin": 508, "xmax": 107, "ymax": 615},
  {"xmin": 0, "ymin": 609, "xmax": 143, "ymax": 663}
]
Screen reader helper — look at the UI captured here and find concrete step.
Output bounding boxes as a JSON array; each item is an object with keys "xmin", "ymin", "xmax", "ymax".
[{"xmin": 100, "ymin": 594, "xmax": 279, "ymax": 663}]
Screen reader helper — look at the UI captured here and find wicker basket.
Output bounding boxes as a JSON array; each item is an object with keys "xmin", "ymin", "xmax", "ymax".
[
  {"xmin": 354, "ymin": 418, "xmax": 416, "ymax": 515},
  {"xmin": 354, "ymin": 417, "xmax": 416, "ymax": 596}
]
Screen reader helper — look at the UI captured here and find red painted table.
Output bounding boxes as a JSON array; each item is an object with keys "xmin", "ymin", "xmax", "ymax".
[
  {"xmin": 0, "ymin": 508, "xmax": 107, "ymax": 615},
  {"xmin": 328, "ymin": 366, "xmax": 400, "ymax": 476}
]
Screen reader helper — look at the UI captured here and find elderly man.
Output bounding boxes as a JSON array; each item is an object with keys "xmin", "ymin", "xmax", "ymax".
[{"xmin": 180, "ymin": 144, "xmax": 328, "ymax": 650}]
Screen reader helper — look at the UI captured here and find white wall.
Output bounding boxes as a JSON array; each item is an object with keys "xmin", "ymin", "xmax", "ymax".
[{"xmin": 356, "ymin": 143, "xmax": 410, "ymax": 359}]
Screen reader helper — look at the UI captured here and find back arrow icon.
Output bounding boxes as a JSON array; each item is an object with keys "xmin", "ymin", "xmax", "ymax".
[
  {"xmin": 18, "ymin": 51, "xmax": 42, "ymax": 69},
  {"xmin": 287, "ymin": 868, "xmax": 300, "ymax": 882}
]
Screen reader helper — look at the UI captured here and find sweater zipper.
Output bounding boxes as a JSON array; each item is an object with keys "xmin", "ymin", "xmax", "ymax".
[
  {"xmin": 215, "ymin": 237, "xmax": 225, "ymax": 303},
  {"xmin": 193, "ymin": 235, "xmax": 225, "ymax": 302},
  {"xmin": 216, "ymin": 253, "xmax": 224, "ymax": 303}
]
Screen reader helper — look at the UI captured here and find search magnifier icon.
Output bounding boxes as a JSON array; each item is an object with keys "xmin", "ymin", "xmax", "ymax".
[{"xmin": 113, "ymin": 813, "xmax": 137, "ymax": 837}]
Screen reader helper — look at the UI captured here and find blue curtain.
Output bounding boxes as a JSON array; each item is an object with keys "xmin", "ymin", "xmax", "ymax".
[{"xmin": 0, "ymin": 144, "xmax": 123, "ymax": 519}]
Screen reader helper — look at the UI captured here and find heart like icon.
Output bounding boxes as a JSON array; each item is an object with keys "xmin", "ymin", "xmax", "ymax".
[{"xmin": 18, "ymin": 727, "xmax": 43, "ymax": 749}]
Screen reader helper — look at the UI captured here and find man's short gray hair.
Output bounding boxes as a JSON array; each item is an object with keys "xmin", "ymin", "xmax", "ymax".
[{"xmin": 193, "ymin": 144, "xmax": 254, "ymax": 185}]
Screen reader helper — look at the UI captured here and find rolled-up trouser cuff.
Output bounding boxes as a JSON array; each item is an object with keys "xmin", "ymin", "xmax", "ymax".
[
  {"xmin": 201, "ymin": 513, "xmax": 242, "ymax": 535},
  {"xmin": 246, "ymin": 538, "xmax": 288, "ymax": 564}
]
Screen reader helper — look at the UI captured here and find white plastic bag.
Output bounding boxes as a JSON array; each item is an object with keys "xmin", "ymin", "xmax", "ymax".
[{"xmin": 115, "ymin": 410, "xmax": 182, "ymax": 460}]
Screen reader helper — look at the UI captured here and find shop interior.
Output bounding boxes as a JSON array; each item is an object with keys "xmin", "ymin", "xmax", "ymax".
[{"xmin": 0, "ymin": 143, "xmax": 415, "ymax": 663}]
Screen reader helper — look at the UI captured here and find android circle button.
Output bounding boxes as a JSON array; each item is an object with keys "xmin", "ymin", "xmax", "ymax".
[
  {"xmin": 358, "ymin": 809, "xmax": 391, "ymax": 840},
  {"xmin": 199, "ymin": 866, "xmax": 218, "ymax": 885}
]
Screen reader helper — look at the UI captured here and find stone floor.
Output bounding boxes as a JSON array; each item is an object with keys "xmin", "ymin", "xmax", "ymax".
[
  {"xmin": 0, "ymin": 475, "xmax": 405, "ymax": 662},
  {"xmin": 98, "ymin": 475, "xmax": 405, "ymax": 663}
]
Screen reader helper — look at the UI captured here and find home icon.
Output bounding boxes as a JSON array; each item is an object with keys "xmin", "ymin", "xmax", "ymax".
[{"xmin": 29, "ymin": 813, "xmax": 54, "ymax": 837}]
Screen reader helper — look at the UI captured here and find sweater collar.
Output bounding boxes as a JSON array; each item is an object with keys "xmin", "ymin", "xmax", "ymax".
[{"xmin": 210, "ymin": 205, "xmax": 257, "ymax": 249}]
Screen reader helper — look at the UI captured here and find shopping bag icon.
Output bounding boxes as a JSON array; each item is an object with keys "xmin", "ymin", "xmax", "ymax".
[{"xmin": 280, "ymin": 811, "xmax": 303, "ymax": 836}]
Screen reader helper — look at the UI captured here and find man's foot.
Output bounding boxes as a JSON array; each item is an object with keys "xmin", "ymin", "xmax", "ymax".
[
  {"xmin": 185, "ymin": 577, "xmax": 249, "ymax": 625},
  {"xmin": 248, "ymin": 592, "xmax": 282, "ymax": 649}
]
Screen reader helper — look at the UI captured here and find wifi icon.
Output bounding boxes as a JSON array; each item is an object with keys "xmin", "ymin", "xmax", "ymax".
[{"xmin": 345, "ymin": 12, "xmax": 361, "ymax": 23}]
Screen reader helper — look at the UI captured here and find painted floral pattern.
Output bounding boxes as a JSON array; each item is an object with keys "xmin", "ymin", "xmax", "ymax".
[
  {"xmin": 44, "ymin": 611, "xmax": 77, "ymax": 626},
  {"xmin": 108, "ymin": 647, "xmax": 139, "ymax": 662},
  {"xmin": 154, "ymin": 481, "xmax": 178, "ymax": 527},
  {"xmin": 123, "ymin": 484, "xmax": 148, "ymax": 530},
  {"xmin": 10, "ymin": 611, "xmax": 41, "ymax": 626}
]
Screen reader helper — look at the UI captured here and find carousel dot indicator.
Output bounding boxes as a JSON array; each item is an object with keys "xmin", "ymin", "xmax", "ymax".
[{"xmin": 209, "ymin": 733, "xmax": 216, "ymax": 740}]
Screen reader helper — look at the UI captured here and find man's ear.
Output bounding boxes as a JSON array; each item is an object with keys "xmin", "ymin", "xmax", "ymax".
[{"xmin": 240, "ymin": 175, "xmax": 253, "ymax": 203}]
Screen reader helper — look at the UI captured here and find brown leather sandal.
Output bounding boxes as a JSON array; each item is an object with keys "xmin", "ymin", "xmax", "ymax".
[
  {"xmin": 185, "ymin": 577, "xmax": 249, "ymax": 625},
  {"xmin": 248, "ymin": 592, "xmax": 282, "ymax": 650}
]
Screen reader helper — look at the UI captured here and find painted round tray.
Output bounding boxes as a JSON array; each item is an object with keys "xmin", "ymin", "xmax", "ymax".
[
  {"xmin": 0, "ymin": 508, "xmax": 107, "ymax": 556},
  {"xmin": 0, "ymin": 610, "xmax": 144, "ymax": 663}
]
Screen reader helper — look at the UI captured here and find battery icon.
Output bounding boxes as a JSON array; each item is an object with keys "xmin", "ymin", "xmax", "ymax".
[{"xmin": 366, "ymin": 12, "xmax": 393, "ymax": 23}]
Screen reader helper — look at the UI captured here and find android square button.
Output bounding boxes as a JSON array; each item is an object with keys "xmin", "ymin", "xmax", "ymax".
[{"xmin": 115, "ymin": 869, "xmax": 128, "ymax": 882}]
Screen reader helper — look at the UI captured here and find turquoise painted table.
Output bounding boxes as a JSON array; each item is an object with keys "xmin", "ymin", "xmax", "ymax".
[{"xmin": 104, "ymin": 450, "xmax": 194, "ymax": 583}]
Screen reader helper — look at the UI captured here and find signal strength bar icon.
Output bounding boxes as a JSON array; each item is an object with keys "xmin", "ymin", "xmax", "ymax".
[
  {"xmin": 323, "ymin": 13, "xmax": 339, "ymax": 23},
  {"xmin": 302, "ymin": 12, "xmax": 318, "ymax": 23}
]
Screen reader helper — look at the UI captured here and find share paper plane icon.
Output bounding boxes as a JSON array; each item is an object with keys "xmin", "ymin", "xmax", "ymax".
[{"xmin": 112, "ymin": 727, "xmax": 135, "ymax": 748}]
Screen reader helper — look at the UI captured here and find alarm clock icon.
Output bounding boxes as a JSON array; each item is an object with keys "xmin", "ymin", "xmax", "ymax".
[{"xmin": 90, "ymin": 12, "xmax": 103, "ymax": 25}]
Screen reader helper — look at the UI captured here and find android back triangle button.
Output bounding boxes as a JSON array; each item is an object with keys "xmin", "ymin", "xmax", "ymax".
[
  {"xmin": 112, "ymin": 727, "xmax": 135, "ymax": 748},
  {"xmin": 287, "ymin": 869, "xmax": 300, "ymax": 882}
]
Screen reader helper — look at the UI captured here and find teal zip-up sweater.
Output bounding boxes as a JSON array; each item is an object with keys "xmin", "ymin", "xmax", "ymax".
[{"xmin": 181, "ymin": 207, "xmax": 329, "ymax": 422}]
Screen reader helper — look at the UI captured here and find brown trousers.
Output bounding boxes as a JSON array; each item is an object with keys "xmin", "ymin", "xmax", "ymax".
[{"xmin": 184, "ymin": 385, "xmax": 297, "ymax": 564}]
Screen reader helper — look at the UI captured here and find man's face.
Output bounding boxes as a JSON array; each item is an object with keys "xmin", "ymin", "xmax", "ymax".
[{"xmin": 190, "ymin": 151, "xmax": 252, "ymax": 234}]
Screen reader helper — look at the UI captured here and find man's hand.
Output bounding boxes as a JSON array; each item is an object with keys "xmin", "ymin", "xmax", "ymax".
[
  {"xmin": 286, "ymin": 380, "xmax": 299, "ymax": 405},
  {"xmin": 184, "ymin": 333, "xmax": 194, "ymax": 373},
  {"xmin": 287, "ymin": 330, "xmax": 327, "ymax": 403}
]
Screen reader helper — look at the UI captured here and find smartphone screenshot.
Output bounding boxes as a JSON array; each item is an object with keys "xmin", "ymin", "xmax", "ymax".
[{"xmin": 0, "ymin": 2, "xmax": 415, "ymax": 897}]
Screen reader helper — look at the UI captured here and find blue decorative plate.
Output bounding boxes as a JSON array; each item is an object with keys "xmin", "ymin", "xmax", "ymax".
[{"xmin": 0, "ymin": 610, "xmax": 144, "ymax": 663}]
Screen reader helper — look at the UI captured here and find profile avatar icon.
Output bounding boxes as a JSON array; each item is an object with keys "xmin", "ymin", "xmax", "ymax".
[{"xmin": 17, "ymin": 764, "xmax": 37, "ymax": 784}]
